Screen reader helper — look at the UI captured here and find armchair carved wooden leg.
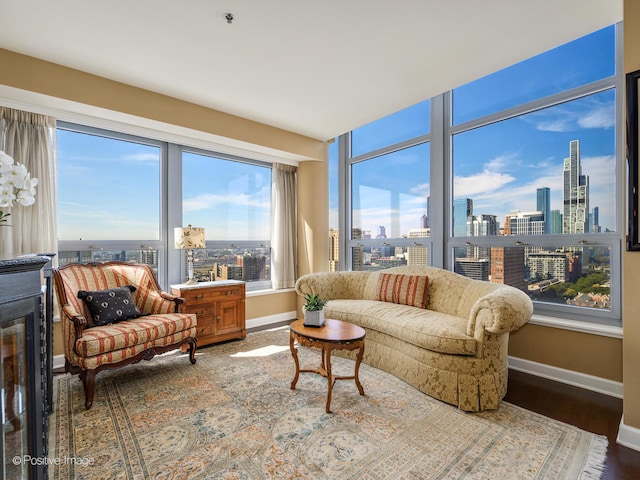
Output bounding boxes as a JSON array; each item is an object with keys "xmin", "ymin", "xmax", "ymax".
[
  {"xmin": 187, "ymin": 337, "xmax": 197, "ymax": 365},
  {"xmin": 80, "ymin": 369, "xmax": 97, "ymax": 410}
]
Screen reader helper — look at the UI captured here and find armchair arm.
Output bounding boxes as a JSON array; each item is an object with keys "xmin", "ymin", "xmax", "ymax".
[
  {"xmin": 59, "ymin": 304, "xmax": 90, "ymax": 358},
  {"xmin": 60, "ymin": 304, "xmax": 88, "ymax": 334},
  {"xmin": 467, "ymin": 287, "xmax": 533, "ymax": 337},
  {"xmin": 157, "ymin": 291, "xmax": 186, "ymax": 313},
  {"xmin": 134, "ymin": 281, "xmax": 185, "ymax": 315}
]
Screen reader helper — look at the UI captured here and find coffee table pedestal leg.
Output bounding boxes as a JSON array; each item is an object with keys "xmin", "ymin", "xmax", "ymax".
[
  {"xmin": 290, "ymin": 328, "xmax": 365, "ymax": 413},
  {"xmin": 290, "ymin": 331, "xmax": 300, "ymax": 389}
]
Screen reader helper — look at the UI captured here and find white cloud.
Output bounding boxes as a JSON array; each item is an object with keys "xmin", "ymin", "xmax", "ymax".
[
  {"xmin": 454, "ymin": 154, "xmax": 516, "ymax": 198},
  {"xmin": 578, "ymin": 105, "xmax": 615, "ymax": 129},
  {"xmin": 467, "ymin": 154, "xmax": 615, "ymax": 230},
  {"xmin": 183, "ymin": 189, "xmax": 270, "ymax": 212},
  {"xmin": 525, "ymin": 93, "xmax": 615, "ymax": 133},
  {"xmin": 581, "ymin": 155, "xmax": 616, "ymax": 230},
  {"xmin": 356, "ymin": 207, "xmax": 426, "ymax": 237},
  {"xmin": 58, "ymin": 207, "xmax": 158, "ymax": 240},
  {"xmin": 410, "ymin": 182, "xmax": 430, "ymax": 197},
  {"xmin": 535, "ymin": 119, "xmax": 573, "ymax": 132},
  {"xmin": 123, "ymin": 153, "xmax": 159, "ymax": 162}
]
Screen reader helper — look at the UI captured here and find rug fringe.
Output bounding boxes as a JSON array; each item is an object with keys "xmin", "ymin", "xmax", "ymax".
[{"xmin": 580, "ymin": 434, "xmax": 608, "ymax": 480}]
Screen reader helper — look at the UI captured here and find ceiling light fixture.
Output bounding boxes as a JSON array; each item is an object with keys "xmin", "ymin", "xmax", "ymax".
[{"xmin": 225, "ymin": 13, "xmax": 234, "ymax": 24}]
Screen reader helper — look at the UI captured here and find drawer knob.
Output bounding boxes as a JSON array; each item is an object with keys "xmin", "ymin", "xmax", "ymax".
[
  {"xmin": 226, "ymin": 291, "xmax": 233, "ymax": 296},
  {"xmin": 196, "ymin": 310, "xmax": 205, "ymax": 315},
  {"xmin": 195, "ymin": 294, "xmax": 204, "ymax": 299},
  {"xmin": 216, "ymin": 315, "xmax": 221, "ymax": 322}
]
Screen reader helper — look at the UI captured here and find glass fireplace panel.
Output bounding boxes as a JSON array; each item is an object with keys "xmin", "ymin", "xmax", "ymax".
[{"xmin": 2, "ymin": 317, "xmax": 28, "ymax": 480}]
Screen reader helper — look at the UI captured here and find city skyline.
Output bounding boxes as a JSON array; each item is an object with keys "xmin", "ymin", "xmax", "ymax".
[
  {"xmin": 343, "ymin": 109, "xmax": 616, "ymax": 238},
  {"xmin": 338, "ymin": 138, "xmax": 606, "ymax": 240}
]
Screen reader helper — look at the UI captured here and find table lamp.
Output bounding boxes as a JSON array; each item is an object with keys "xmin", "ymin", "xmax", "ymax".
[{"xmin": 174, "ymin": 225, "xmax": 206, "ymax": 285}]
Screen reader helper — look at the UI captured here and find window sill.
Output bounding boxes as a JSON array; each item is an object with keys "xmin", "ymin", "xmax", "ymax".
[
  {"xmin": 528, "ymin": 314, "xmax": 622, "ymax": 339},
  {"xmin": 246, "ymin": 287, "xmax": 295, "ymax": 298}
]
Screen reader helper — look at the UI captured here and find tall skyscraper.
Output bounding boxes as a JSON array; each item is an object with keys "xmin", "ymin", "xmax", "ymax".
[
  {"xmin": 465, "ymin": 214, "xmax": 497, "ymax": 261},
  {"xmin": 213, "ymin": 263, "xmax": 243, "ymax": 281},
  {"xmin": 508, "ymin": 211, "xmax": 545, "ymax": 235},
  {"xmin": 376, "ymin": 226, "xmax": 387, "ymax": 239},
  {"xmin": 590, "ymin": 207, "xmax": 601, "ymax": 233},
  {"xmin": 423, "ymin": 195, "xmax": 431, "ymax": 228},
  {"xmin": 504, "ymin": 212, "xmax": 515, "ymax": 235},
  {"xmin": 237, "ymin": 254, "xmax": 267, "ymax": 281},
  {"xmin": 537, "ymin": 187, "xmax": 551, "ymax": 234},
  {"xmin": 454, "ymin": 258, "xmax": 489, "ymax": 281},
  {"xmin": 329, "ymin": 229, "xmax": 340, "ymax": 272},
  {"xmin": 351, "ymin": 228, "xmax": 364, "ymax": 271},
  {"xmin": 490, "ymin": 247, "xmax": 526, "ymax": 291},
  {"xmin": 550, "ymin": 210, "xmax": 563, "ymax": 234},
  {"xmin": 467, "ymin": 214, "xmax": 498, "ymax": 236},
  {"xmin": 407, "ymin": 228, "xmax": 429, "ymax": 266},
  {"xmin": 563, "ymin": 140, "xmax": 590, "ymax": 234},
  {"xmin": 527, "ymin": 252, "xmax": 569, "ymax": 282},
  {"xmin": 453, "ymin": 198, "xmax": 473, "ymax": 236}
]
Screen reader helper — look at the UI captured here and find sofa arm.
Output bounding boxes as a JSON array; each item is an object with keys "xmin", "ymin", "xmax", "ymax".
[
  {"xmin": 295, "ymin": 271, "xmax": 370, "ymax": 300},
  {"xmin": 467, "ymin": 287, "xmax": 533, "ymax": 336}
]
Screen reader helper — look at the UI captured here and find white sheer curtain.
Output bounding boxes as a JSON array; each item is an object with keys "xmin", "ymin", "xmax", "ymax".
[
  {"xmin": 271, "ymin": 163, "xmax": 297, "ymax": 289},
  {"xmin": 0, "ymin": 107, "xmax": 57, "ymax": 256}
]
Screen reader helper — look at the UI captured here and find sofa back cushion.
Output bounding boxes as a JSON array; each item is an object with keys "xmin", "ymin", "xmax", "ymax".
[
  {"xmin": 376, "ymin": 273, "xmax": 429, "ymax": 309},
  {"xmin": 364, "ymin": 265, "xmax": 504, "ymax": 318}
]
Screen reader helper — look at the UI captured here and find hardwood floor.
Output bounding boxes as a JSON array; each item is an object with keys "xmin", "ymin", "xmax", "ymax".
[{"xmin": 505, "ymin": 369, "xmax": 640, "ymax": 479}]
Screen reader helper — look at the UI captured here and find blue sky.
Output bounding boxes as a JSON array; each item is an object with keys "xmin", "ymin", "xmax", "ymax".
[
  {"xmin": 182, "ymin": 153, "xmax": 270, "ymax": 241},
  {"xmin": 330, "ymin": 25, "xmax": 617, "ymax": 236},
  {"xmin": 57, "ymin": 130, "xmax": 161, "ymax": 240},
  {"xmin": 57, "ymin": 135, "xmax": 271, "ymax": 241}
]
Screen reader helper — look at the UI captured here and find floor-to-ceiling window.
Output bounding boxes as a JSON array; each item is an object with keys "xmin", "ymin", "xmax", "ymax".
[
  {"xmin": 182, "ymin": 150, "xmax": 271, "ymax": 289},
  {"xmin": 56, "ymin": 124, "xmax": 165, "ymax": 277},
  {"xmin": 56, "ymin": 123, "xmax": 273, "ymax": 291},
  {"xmin": 345, "ymin": 100, "xmax": 432, "ymax": 271},
  {"xmin": 338, "ymin": 24, "xmax": 621, "ymax": 326}
]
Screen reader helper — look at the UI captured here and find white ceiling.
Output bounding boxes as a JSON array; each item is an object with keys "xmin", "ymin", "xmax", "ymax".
[{"xmin": 0, "ymin": 0, "xmax": 623, "ymax": 142}]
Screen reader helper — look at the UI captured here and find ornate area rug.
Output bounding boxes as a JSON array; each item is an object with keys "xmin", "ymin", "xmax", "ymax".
[{"xmin": 49, "ymin": 326, "xmax": 607, "ymax": 479}]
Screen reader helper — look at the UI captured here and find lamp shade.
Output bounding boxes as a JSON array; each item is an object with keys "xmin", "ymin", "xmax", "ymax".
[{"xmin": 174, "ymin": 226, "xmax": 206, "ymax": 249}]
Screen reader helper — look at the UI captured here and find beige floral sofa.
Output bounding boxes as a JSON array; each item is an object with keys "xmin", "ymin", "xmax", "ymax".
[{"xmin": 295, "ymin": 265, "xmax": 533, "ymax": 411}]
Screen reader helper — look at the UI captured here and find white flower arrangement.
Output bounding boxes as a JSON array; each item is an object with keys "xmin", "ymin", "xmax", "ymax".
[{"xmin": 0, "ymin": 150, "xmax": 38, "ymax": 225}]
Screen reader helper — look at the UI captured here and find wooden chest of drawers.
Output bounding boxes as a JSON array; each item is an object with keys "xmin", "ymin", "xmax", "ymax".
[{"xmin": 171, "ymin": 280, "xmax": 246, "ymax": 348}]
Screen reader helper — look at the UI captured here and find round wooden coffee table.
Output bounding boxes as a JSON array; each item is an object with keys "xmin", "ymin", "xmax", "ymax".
[{"xmin": 289, "ymin": 318, "xmax": 366, "ymax": 413}]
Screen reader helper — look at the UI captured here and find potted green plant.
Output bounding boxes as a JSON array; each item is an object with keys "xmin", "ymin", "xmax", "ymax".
[{"xmin": 303, "ymin": 293, "xmax": 327, "ymax": 327}]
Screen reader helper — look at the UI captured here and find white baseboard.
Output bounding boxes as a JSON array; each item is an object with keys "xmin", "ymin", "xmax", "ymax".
[
  {"xmin": 246, "ymin": 311, "xmax": 296, "ymax": 330},
  {"xmin": 508, "ymin": 356, "xmax": 623, "ymax": 399},
  {"xmin": 53, "ymin": 354, "xmax": 65, "ymax": 371},
  {"xmin": 52, "ymin": 312, "xmax": 297, "ymax": 372},
  {"xmin": 617, "ymin": 417, "xmax": 640, "ymax": 452}
]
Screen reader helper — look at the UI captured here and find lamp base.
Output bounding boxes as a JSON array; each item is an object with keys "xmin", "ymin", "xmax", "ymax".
[{"xmin": 186, "ymin": 249, "xmax": 196, "ymax": 285}]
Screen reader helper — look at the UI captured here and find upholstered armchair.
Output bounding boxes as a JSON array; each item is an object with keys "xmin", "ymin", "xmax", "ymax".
[{"xmin": 53, "ymin": 261, "xmax": 198, "ymax": 409}]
